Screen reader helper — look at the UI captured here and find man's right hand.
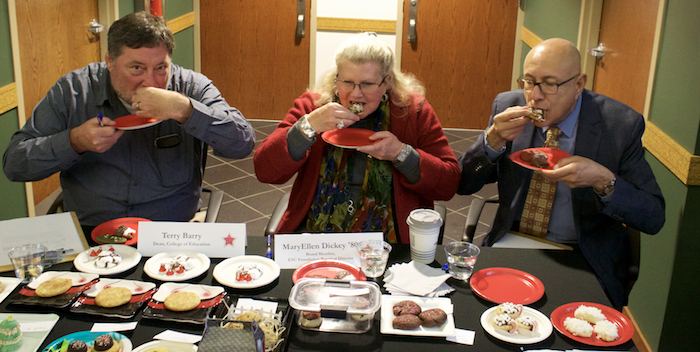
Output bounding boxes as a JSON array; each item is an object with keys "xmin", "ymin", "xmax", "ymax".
[
  {"xmin": 485, "ymin": 106, "xmax": 531, "ymax": 151},
  {"xmin": 69, "ymin": 117, "xmax": 124, "ymax": 154}
]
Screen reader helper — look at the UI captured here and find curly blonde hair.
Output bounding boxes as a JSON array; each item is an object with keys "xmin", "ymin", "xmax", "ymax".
[{"xmin": 312, "ymin": 33, "xmax": 425, "ymax": 112}]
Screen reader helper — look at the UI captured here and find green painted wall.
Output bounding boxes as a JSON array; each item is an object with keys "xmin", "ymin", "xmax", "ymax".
[
  {"xmin": 164, "ymin": 0, "xmax": 194, "ymax": 70},
  {"xmin": 0, "ymin": 0, "xmax": 29, "ymax": 221},
  {"xmin": 634, "ymin": 1, "xmax": 700, "ymax": 350}
]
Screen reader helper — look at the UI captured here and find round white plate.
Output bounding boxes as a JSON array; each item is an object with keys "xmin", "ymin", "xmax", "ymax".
[
  {"xmin": 213, "ymin": 255, "xmax": 281, "ymax": 289},
  {"xmin": 73, "ymin": 245, "xmax": 142, "ymax": 275},
  {"xmin": 133, "ymin": 340, "xmax": 198, "ymax": 352},
  {"xmin": 143, "ymin": 250, "xmax": 210, "ymax": 281},
  {"xmin": 480, "ymin": 305, "xmax": 553, "ymax": 344},
  {"xmin": 380, "ymin": 295, "xmax": 456, "ymax": 337}
]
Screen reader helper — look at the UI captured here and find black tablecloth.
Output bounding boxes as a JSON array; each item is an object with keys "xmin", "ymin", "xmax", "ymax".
[{"xmin": 1, "ymin": 235, "xmax": 637, "ymax": 352}]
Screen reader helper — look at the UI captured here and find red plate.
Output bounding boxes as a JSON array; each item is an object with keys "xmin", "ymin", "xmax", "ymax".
[
  {"xmin": 509, "ymin": 147, "xmax": 571, "ymax": 170},
  {"xmin": 469, "ymin": 267, "xmax": 544, "ymax": 304},
  {"xmin": 292, "ymin": 259, "xmax": 366, "ymax": 283},
  {"xmin": 321, "ymin": 129, "xmax": 378, "ymax": 149},
  {"xmin": 91, "ymin": 217, "xmax": 151, "ymax": 246},
  {"xmin": 551, "ymin": 302, "xmax": 633, "ymax": 346},
  {"xmin": 113, "ymin": 115, "xmax": 161, "ymax": 130}
]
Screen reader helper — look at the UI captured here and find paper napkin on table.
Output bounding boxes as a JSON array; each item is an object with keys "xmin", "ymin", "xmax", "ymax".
[{"xmin": 383, "ymin": 261, "xmax": 454, "ymax": 296}]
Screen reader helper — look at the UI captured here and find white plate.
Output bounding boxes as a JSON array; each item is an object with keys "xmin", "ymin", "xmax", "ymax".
[
  {"xmin": 0, "ymin": 277, "xmax": 22, "ymax": 303},
  {"xmin": 0, "ymin": 313, "xmax": 59, "ymax": 352},
  {"xmin": 73, "ymin": 245, "xmax": 142, "ymax": 275},
  {"xmin": 143, "ymin": 250, "xmax": 210, "ymax": 281},
  {"xmin": 82, "ymin": 278, "xmax": 156, "ymax": 297},
  {"xmin": 213, "ymin": 255, "xmax": 281, "ymax": 289},
  {"xmin": 380, "ymin": 295, "xmax": 456, "ymax": 337},
  {"xmin": 133, "ymin": 340, "xmax": 198, "ymax": 352},
  {"xmin": 27, "ymin": 271, "xmax": 99, "ymax": 289},
  {"xmin": 480, "ymin": 305, "xmax": 553, "ymax": 344},
  {"xmin": 151, "ymin": 282, "xmax": 225, "ymax": 302}
]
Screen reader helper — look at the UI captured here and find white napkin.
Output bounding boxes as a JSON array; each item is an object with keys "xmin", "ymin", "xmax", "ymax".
[{"xmin": 383, "ymin": 261, "xmax": 453, "ymax": 296}]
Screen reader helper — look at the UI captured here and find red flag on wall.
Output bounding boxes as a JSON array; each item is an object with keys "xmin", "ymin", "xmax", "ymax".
[{"xmin": 150, "ymin": 0, "xmax": 162, "ymax": 17}]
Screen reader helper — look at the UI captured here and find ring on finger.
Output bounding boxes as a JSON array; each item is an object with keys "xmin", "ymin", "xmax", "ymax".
[{"xmin": 337, "ymin": 120, "xmax": 345, "ymax": 129}]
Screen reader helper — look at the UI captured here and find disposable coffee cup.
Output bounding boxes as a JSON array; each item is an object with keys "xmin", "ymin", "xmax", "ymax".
[{"xmin": 406, "ymin": 209, "xmax": 443, "ymax": 264}]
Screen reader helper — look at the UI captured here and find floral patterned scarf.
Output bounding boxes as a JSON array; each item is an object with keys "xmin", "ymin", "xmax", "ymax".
[{"xmin": 305, "ymin": 100, "xmax": 397, "ymax": 243}]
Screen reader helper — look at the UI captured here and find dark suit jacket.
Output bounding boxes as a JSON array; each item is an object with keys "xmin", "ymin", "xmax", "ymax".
[{"xmin": 458, "ymin": 89, "xmax": 665, "ymax": 309}]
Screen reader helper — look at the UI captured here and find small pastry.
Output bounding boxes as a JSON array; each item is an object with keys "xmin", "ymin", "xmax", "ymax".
[
  {"xmin": 418, "ymin": 308, "xmax": 448, "ymax": 327},
  {"xmin": 66, "ymin": 340, "xmax": 88, "ymax": 352},
  {"xmin": 529, "ymin": 107, "xmax": 546, "ymax": 122},
  {"xmin": 392, "ymin": 314, "xmax": 422, "ymax": 330},
  {"xmin": 392, "ymin": 300, "xmax": 421, "ymax": 316},
  {"xmin": 349, "ymin": 102, "xmax": 364, "ymax": 115},
  {"xmin": 496, "ymin": 302, "xmax": 523, "ymax": 319},
  {"xmin": 516, "ymin": 315, "xmax": 538, "ymax": 336},
  {"xmin": 91, "ymin": 334, "xmax": 120, "ymax": 352},
  {"xmin": 492, "ymin": 313, "xmax": 518, "ymax": 334},
  {"xmin": 300, "ymin": 311, "xmax": 322, "ymax": 328}
]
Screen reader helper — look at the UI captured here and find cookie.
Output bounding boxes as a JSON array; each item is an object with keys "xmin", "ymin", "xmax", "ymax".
[
  {"xmin": 95, "ymin": 287, "xmax": 132, "ymax": 308},
  {"xmin": 35, "ymin": 278, "xmax": 72, "ymax": 297},
  {"xmin": 163, "ymin": 291, "xmax": 201, "ymax": 312}
]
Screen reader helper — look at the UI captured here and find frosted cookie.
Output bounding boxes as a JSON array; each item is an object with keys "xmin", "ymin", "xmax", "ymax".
[
  {"xmin": 516, "ymin": 315, "xmax": 538, "ymax": 336},
  {"xmin": 95, "ymin": 287, "xmax": 132, "ymax": 308},
  {"xmin": 492, "ymin": 313, "xmax": 517, "ymax": 334},
  {"xmin": 91, "ymin": 334, "xmax": 120, "ymax": 352},
  {"xmin": 164, "ymin": 291, "xmax": 201, "ymax": 312},
  {"xmin": 35, "ymin": 278, "xmax": 73, "ymax": 297},
  {"xmin": 496, "ymin": 302, "xmax": 523, "ymax": 319}
]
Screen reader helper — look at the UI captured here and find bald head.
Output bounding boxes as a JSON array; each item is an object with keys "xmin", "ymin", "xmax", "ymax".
[{"xmin": 525, "ymin": 38, "xmax": 581, "ymax": 77}]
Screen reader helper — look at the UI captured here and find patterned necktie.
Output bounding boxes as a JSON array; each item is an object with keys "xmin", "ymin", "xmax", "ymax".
[{"xmin": 519, "ymin": 126, "xmax": 563, "ymax": 238}]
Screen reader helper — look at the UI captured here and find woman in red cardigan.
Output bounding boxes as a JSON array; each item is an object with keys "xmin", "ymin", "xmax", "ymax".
[{"xmin": 254, "ymin": 33, "xmax": 460, "ymax": 244}]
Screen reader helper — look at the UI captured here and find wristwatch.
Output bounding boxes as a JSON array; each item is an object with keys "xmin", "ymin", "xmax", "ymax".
[
  {"xmin": 298, "ymin": 114, "xmax": 317, "ymax": 139},
  {"xmin": 595, "ymin": 177, "xmax": 616, "ymax": 196},
  {"xmin": 394, "ymin": 143, "xmax": 411, "ymax": 163}
]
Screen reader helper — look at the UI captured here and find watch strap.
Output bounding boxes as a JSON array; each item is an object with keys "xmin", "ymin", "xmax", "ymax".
[{"xmin": 394, "ymin": 143, "xmax": 411, "ymax": 163}]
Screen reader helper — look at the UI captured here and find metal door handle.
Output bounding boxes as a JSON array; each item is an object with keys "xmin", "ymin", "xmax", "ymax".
[
  {"xmin": 588, "ymin": 43, "xmax": 605, "ymax": 58},
  {"xmin": 296, "ymin": 0, "xmax": 305, "ymax": 38},
  {"xmin": 88, "ymin": 19, "xmax": 104, "ymax": 34},
  {"xmin": 407, "ymin": 0, "xmax": 418, "ymax": 42}
]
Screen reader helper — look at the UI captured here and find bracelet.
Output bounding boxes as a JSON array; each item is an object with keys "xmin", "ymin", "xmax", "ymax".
[
  {"xmin": 298, "ymin": 114, "xmax": 316, "ymax": 139},
  {"xmin": 394, "ymin": 143, "xmax": 411, "ymax": 163}
]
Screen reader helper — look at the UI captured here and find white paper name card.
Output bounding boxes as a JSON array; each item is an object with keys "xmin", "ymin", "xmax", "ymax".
[
  {"xmin": 137, "ymin": 222, "xmax": 246, "ymax": 258},
  {"xmin": 274, "ymin": 232, "xmax": 383, "ymax": 269}
]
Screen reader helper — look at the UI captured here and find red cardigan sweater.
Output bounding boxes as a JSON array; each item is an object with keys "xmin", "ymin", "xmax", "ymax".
[{"xmin": 254, "ymin": 92, "xmax": 460, "ymax": 243}]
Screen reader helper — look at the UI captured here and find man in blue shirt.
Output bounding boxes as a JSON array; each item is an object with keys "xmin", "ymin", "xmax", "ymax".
[
  {"xmin": 3, "ymin": 12, "xmax": 255, "ymax": 226},
  {"xmin": 458, "ymin": 38, "xmax": 664, "ymax": 309}
]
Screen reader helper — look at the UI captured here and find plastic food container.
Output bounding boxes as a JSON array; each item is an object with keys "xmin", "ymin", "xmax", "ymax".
[{"xmin": 288, "ymin": 278, "xmax": 381, "ymax": 333}]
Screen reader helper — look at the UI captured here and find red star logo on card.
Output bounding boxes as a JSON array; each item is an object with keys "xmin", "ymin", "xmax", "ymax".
[{"xmin": 224, "ymin": 234, "xmax": 235, "ymax": 246}]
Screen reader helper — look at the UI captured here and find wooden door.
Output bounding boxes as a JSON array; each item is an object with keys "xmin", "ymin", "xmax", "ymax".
[
  {"xmin": 200, "ymin": 0, "xmax": 310, "ymax": 120},
  {"xmin": 401, "ymin": 0, "xmax": 519, "ymax": 129},
  {"xmin": 591, "ymin": 0, "xmax": 658, "ymax": 114},
  {"xmin": 15, "ymin": 0, "xmax": 101, "ymax": 205}
]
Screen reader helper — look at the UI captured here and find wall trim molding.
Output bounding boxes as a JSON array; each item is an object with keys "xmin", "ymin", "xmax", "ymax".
[
  {"xmin": 520, "ymin": 26, "xmax": 541, "ymax": 49},
  {"xmin": 644, "ymin": 121, "xmax": 700, "ymax": 186},
  {"xmin": 317, "ymin": 17, "xmax": 395, "ymax": 33},
  {"xmin": 0, "ymin": 82, "xmax": 17, "ymax": 115},
  {"xmin": 168, "ymin": 11, "xmax": 195, "ymax": 34}
]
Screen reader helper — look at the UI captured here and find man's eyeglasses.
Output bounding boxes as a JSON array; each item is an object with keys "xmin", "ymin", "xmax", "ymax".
[
  {"xmin": 518, "ymin": 74, "xmax": 579, "ymax": 95},
  {"xmin": 335, "ymin": 75, "xmax": 388, "ymax": 94}
]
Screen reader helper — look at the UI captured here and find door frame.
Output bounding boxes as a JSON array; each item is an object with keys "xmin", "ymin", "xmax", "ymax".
[
  {"xmin": 7, "ymin": 0, "xmax": 118, "ymax": 216},
  {"xmin": 577, "ymin": 0, "xmax": 666, "ymax": 119}
]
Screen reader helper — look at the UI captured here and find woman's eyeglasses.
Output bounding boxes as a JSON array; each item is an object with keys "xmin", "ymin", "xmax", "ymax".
[{"xmin": 335, "ymin": 75, "xmax": 388, "ymax": 94}]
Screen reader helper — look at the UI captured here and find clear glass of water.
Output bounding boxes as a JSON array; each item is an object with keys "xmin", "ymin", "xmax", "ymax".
[
  {"xmin": 8, "ymin": 244, "xmax": 47, "ymax": 283},
  {"xmin": 357, "ymin": 240, "xmax": 392, "ymax": 278},
  {"xmin": 444, "ymin": 241, "xmax": 480, "ymax": 280}
]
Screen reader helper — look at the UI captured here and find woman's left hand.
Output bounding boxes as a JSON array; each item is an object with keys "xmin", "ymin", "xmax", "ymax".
[{"xmin": 356, "ymin": 131, "xmax": 404, "ymax": 160}]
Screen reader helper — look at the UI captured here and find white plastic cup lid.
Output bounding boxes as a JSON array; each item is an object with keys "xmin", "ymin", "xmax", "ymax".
[{"xmin": 406, "ymin": 209, "xmax": 443, "ymax": 228}]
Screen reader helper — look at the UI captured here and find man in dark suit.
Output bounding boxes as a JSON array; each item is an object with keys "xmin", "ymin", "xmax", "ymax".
[{"xmin": 458, "ymin": 38, "xmax": 665, "ymax": 309}]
